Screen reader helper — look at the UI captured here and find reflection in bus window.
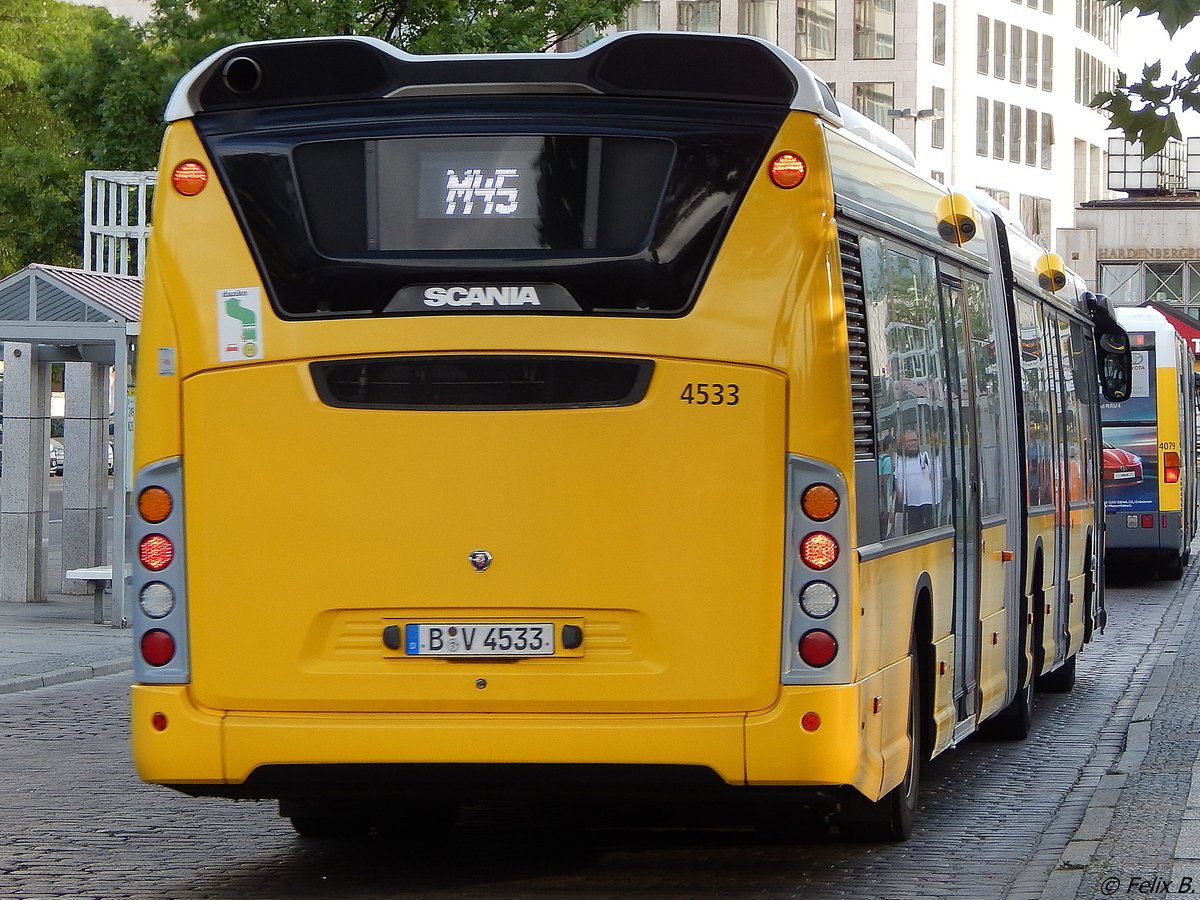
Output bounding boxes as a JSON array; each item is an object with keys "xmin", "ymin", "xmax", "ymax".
[{"xmin": 863, "ymin": 235, "xmax": 949, "ymax": 536}]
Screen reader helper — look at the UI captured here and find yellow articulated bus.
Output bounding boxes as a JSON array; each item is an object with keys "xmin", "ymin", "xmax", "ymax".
[
  {"xmin": 1101, "ymin": 305, "xmax": 1198, "ymax": 579},
  {"xmin": 130, "ymin": 32, "xmax": 1131, "ymax": 841}
]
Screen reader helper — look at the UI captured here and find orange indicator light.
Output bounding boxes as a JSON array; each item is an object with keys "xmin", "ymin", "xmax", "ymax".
[
  {"xmin": 172, "ymin": 161, "xmax": 208, "ymax": 196},
  {"xmin": 769, "ymin": 152, "xmax": 807, "ymax": 189},
  {"xmin": 138, "ymin": 487, "xmax": 173, "ymax": 524},
  {"xmin": 801, "ymin": 484, "xmax": 839, "ymax": 521}
]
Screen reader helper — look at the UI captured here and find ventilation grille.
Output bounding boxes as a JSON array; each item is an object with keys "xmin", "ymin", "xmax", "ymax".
[
  {"xmin": 838, "ymin": 230, "xmax": 874, "ymax": 458},
  {"xmin": 312, "ymin": 356, "xmax": 653, "ymax": 410}
]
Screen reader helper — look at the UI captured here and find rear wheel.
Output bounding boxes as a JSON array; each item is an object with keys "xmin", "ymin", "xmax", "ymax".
[
  {"xmin": 288, "ymin": 814, "xmax": 372, "ymax": 839},
  {"xmin": 1037, "ymin": 654, "xmax": 1076, "ymax": 693},
  {"xmin": 1159, "ymin": 551, "xmax": 1185, "ymax": 581},
  {"xmin": 977, "ymin": 676, "xmax": 1033, "ymax": 740}
]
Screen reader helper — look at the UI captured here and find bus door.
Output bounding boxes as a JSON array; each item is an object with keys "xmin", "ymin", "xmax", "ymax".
[
  {"xmin": 1046, "ymin": 312, "xmax": 1073, "ymax": 669},
  {"xmin": 939, "ymin": 271, "xmax": 982, "ymax": 723}
]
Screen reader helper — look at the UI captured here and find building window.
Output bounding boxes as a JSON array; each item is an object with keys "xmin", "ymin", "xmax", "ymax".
[
  {"xmin": 855, "ymin": 0, "xmax": 896, "ymax": 59},
  {"xmin": 994, "ymin": 100, "xmax": 1006, "ymax": 159},
  {"xmin": 1026, "ymin": 108, "xmax": 1038, "ymax": 165},
  {"xmin": 1026, "ymin": 31, "xmax": 1038, "ymax": 86},
  {"xmin": 739, "ymin": 0, "xmax": 778, "ymax": 41},
  {"xmin": 1042, "ymin": 35, "xmax": 1053, "ymax": 90},
  {"xmin": 932, "ymin": 86, "xmax": 946, "ymax": 148},
  {"xmin": 933, "ymin": 4, "xmax": 947, "ymax": 65},
  {"xmin": 1010, "ymin": 27, "xmax": 1022, "ymax": 82},
  {"xmin": 1019, "ymin": 195, "xmax": 1052, "ymax": 249},
  {"xmin": 678, "ymin": 0, "xmax": 720, "ymax": 31},
  {"xmin": 853, "ymin": 82, "xmax": 895, "ymax": 127},
  {"xmin": 994, "ymin": 22, "xmax": 1006, "ymax": 79},
  {"xmin": 978, "ymin": 186, "xmax": 1011, "ymax": 207},
  {"xmin": 621, "ymin": 1, "xmax": 661, "ymax": 29},
  {"xmin": 1010, "ymin": 105, "xmax": 1022, "ymax": 162},
  {"xmin": 797, "ymin": 0, "xmax": 837, "ymax": 59},
  {"xmin": 931, "ymin": 170, "xmax": 945, "ymax": 182},
  {"xmin": 1099, "ymin": 263, "xmax": 1142, "ymax": 306},
  {"xmin": 1041, "ymin": 112, "xmax": 1053, "ymax": 168},
  {"xmin": 977, "ymin": 97, "xmax": 989, "ymax": 155},
  {"xmin": 978, "ymin": 17, "xmax": 990, "ymax": 75}
]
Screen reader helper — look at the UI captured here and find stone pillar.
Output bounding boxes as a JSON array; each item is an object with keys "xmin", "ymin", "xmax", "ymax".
[
  {"xmin": 59, "ymin": 362, "xmax": 107, "ymax": 594},
  {"xmin": 0, "ymin": 343, "xmax": 51, "ymax": 603}
]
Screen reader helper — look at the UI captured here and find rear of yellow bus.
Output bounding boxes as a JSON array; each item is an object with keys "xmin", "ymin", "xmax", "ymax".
[
  {"xmin": 1103, "ymin": 313, "xmax": 1191, "ymax": 579},
  {"xmin": 130, "ymin": 33, "xmax": 914, "ymax": 836}
]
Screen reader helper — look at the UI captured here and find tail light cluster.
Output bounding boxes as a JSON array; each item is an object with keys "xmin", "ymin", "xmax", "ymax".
[
  {"xmin": 1164, "ymin": 451, "xmax": 1181, "ymax": 485},
  {"xmin": 781, "ymin": 457, "xmax": 852, "ymax": 685},
  {"xmin": 130, "ymin": 459, "xmax": 191, "ymax": 683}
]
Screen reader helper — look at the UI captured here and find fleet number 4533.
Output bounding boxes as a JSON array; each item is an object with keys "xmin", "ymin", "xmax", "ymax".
[{"xmin": 680, "ymin": 383, "xmax": 740, "ymax": 406}]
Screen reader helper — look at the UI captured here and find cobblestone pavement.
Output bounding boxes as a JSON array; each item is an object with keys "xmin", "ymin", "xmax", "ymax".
[
  {"xmin": 1048, "ymin": 559, "xmax": 1200, "ymax": 899},
  {"xmin": 0, "ymin": 571, "xmax": 1186, "ymax": 899}
]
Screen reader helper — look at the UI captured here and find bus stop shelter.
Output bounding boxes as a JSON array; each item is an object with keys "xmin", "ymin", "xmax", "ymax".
[{"xmin": 0, "ymin": 263, "xmax": 140, "ymax": 627}]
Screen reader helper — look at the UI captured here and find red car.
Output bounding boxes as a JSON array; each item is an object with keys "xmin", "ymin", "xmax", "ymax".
[{"xmin": 1102, "ymin": 442, "xmax": 1143, "ymax": 486}]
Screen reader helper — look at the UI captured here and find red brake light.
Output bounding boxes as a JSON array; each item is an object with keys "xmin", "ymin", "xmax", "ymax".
[
  {"xmin": 140, "ymin": 629, "xmax": 176, "ymax": 667},
  {"xmin": 139, "ymin": 534, "xmax": 174, "ymax": 571},
  {"xmin": 799, "ymin": 629, "xmax": 838, "ymax": 667},
  {"xmin": 800, "ymin": 532, "xmax": 839, "ymax": 570}
]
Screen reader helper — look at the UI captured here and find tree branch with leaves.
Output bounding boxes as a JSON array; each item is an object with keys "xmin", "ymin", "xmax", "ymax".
[{"xmin": 1091, "ymin": 0, "xmax": 1200, "ymax": 155}]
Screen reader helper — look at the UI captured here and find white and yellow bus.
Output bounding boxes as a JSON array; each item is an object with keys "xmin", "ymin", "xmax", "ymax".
[
  {"xmin": 1101, "ymin": 305, "xmax": 1198, "ymax": 579},
  {"xmin": 129, "ymin": 32, "xmax": 1131, "ymax": 841}
]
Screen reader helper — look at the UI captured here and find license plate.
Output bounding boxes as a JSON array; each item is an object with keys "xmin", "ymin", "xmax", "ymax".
[
  {"xmin": 405, "ymin": 623, "xmax": 555, "ymax": 657},
  {"xmin": 1113, "ymin": 471, "xmax": 1136, "ymax": 480}
]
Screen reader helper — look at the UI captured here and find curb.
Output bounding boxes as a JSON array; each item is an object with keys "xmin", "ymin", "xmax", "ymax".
[{"xmin": 0, "ymin": 658, "xmax": 132, "ymax": 696}]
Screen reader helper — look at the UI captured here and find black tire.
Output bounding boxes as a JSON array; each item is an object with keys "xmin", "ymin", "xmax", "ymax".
[
  {"xmin": 977, "ymin": 677, "xmax": 1034, "ymax": 741},
  {"xmin": 1159, "ymin": 551, "xmax": 1185, "ymax": 581},
  {"xmin": 288, "ymin": 815, "xmax": 372, "ymax": 839},
  {"xmin": 1037, "ymin": 654, "xmax": 1077, "ymax": 693}
]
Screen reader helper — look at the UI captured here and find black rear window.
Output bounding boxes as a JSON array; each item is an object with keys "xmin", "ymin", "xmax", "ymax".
[{"xmin": 197, "ymin": 95, "xmax": 783, "ymax": 318}]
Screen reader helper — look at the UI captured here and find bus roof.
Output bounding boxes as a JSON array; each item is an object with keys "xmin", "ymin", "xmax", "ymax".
[
  {"xmin": 165, "ymin": 31, "xmax": 846, "ymax": 124},
  {"xmin": 1117, "ymin": 304, "xmax": 1185, "ymax": 344}
]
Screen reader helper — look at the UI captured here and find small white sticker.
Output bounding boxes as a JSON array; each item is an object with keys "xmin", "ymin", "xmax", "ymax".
[
  {"xmin": 217, "ymin": 288, "xmax": 264, "ymax": 361},
  {"xmin": 157, "ymin": 347, "xmax": 176, "ymax": 376}
]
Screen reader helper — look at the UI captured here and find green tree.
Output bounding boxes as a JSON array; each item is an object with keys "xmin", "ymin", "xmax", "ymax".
[
  {"xmin": 0, "ymin": 0, "xmax": 114, "ymax": 273},
  {"xmin": 12, "ymin": 0, "xmax": 635, "ymax": 277},
  {"xmin": 1092, "ymin": 0, "xmax": 1200, "ymax": 155}
]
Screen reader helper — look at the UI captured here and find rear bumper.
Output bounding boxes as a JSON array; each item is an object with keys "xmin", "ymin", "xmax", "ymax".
[{"xmin": 133, "ymin": 667, "xmax": 904, "ymax": 802}]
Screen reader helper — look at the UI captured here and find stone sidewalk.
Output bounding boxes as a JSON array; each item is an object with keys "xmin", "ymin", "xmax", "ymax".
[
  {"xmin": 1039, "ymin": 556, "xmax": 1200, "ymax": 899},
  {"xmin": 0, "ymin": 587, "xmax": 130, "ymax": 694}
]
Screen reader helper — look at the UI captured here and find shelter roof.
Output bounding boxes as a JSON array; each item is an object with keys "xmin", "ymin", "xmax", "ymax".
[{"xmin": 0, "ymin": 264, "xmax": 141, "ymax": 325}]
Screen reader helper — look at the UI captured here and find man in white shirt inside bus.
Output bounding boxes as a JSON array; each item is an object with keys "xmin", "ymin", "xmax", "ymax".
[{"xmin": 895, "ymin": 429, "xmax": 936, "ymax": 533}]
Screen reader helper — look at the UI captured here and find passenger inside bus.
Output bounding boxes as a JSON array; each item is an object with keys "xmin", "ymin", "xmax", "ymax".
[{"xmin": 895, "ymin": 429, "xmax": 937, "ymax": 532}]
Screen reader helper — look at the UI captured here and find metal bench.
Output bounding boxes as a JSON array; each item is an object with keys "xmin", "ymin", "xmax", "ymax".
[{"xmin": 65, "ymin": 565, "xmax": 113, "ymax": 625}]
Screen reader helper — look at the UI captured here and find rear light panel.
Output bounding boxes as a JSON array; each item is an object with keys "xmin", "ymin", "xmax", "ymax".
[
  {"xmin": 781, "ymin": 456, "xmax": 852, "ymax": 684},
  {"xmin": 129, "ymin": 458, "xmax": 190, "ymax": 683},
  {"xmin": 1164, "ymin": 451, "xmax": 1181, "ymax": 484}
]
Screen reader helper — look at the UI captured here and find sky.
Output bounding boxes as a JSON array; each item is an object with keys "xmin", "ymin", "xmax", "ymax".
[{"xmin": 1117, "ymin": 10, "xmax": 1200, "ymax": 137}]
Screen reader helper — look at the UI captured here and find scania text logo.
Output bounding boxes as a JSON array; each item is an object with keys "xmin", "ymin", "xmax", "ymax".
[
  {"xmin": 469, "ymin": 550, "xmax": 493, "ymax": 572},
  {"xmin": 424, "ymin": 286, "xmax": 541, "ymax": 307}
]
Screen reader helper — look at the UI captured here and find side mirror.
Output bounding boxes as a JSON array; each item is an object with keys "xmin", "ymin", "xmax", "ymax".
[{"xmin": 1084, "ymin": 291, "xmax": 1132, "ymax": 402}]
